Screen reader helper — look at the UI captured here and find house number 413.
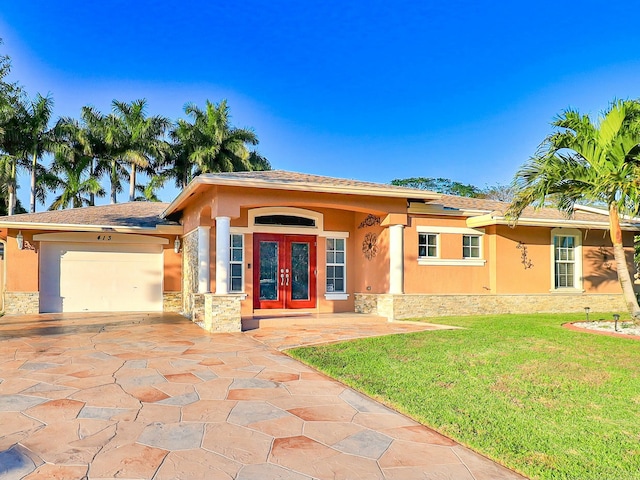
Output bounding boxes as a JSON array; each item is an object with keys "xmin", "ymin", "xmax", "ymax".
[{"xmin": 96, "ymin": 235, "xmax": 112, "ymax": 241}]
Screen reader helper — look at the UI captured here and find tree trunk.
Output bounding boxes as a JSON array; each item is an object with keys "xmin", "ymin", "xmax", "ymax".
[
  {"xmin": 8, "ymin": 158, "xmax": 16, "ymax": 216},
  {"xmin": 129, "ymin": 163, "xmax": 136, "ymax": 202},
  {"xmin": 30, "ymin": 151, "xmax": 37, "ymax": 213},
  {"xmin": 89, "ymin": 157, "xmax": 95, "ymax": 206},
  {"xmin": 609, "ymin": 205, "xmax": 640, "ymax": 319},
  {"xmin": 110, "ymin": 159, "xmax": 117, "ymax": 204}
]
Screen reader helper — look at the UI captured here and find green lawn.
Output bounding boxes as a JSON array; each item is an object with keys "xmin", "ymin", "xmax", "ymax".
[{"xmin": 288, "ymin": 313, "xmax": 640, "ymax": 480}]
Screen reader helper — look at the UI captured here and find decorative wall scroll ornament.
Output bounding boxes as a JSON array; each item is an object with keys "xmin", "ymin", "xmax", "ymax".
[
  {"xmin": 516, "ymin": 241, "xmax": 533, "ymax": 269},
  {"xmin": 362, "ymin": 232, "xmax": 378, "ymax": 260},
  {"xmin": 358, "ymin": 214, "xmax": 381, "ymax": 229},
  {"xmin": 22, "ymin": 241, "xmax": 36, "ymax": 252}
]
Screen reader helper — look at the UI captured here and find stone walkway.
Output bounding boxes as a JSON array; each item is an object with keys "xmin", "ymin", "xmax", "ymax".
[{"xmin": 0, "ymin": 312, "xmax": 526, "ymax": 479}]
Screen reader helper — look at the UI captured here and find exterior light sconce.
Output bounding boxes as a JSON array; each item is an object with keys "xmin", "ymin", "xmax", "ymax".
[
  {"xmin": 584, "ymin": 307, "xmax": 590, "ymax": 321},
  {"xmin": 613, "ymin": 314, "xmax": 620, "ymax": 332},
  {"xmin": 174, "ymin": 236, "xmax": 181, "ymax": 254},
  {"xmin": 16, "ymin": 231, "xmax": 24, "ymax": 250}
]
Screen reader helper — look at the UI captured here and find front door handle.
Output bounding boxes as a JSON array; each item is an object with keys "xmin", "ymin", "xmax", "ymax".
[
  {"xmin": 280, "ymin": 268, "xmax": 285, "ymax": 286},
  {"xmin": 285, "ymin": 268, "xmax": 290, "ymax": 286}
]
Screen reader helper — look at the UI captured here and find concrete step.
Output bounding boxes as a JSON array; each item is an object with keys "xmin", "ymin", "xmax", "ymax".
[{"xmin": 241, "ymin": 313, "xmax": 387, "ymax": 330}]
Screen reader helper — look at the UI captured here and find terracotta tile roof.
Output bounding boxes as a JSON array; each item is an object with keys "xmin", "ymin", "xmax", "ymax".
[
  {"xmin": 437, "ymin": 195, "xmax": 622, "ymax": 224},
  {"xmin": 0, "ymin": 202, "xmax": 177, "ymax": 229}
]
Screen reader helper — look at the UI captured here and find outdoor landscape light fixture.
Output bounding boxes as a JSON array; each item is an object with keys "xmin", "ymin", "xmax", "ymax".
[
  {"xmin": 174, "ymin": 236, "xmax": 181, "ymax": 253},
  {"xmin": 613, "ymin": 314, "xmax": 620, "ymax": 332},
  {"xmin": 584, "ymin": 307, "xmax": 590, "ymax": 321},
  {"xmin": 16, "ymin": 231, "xmax": 24, "ymax": 250}
]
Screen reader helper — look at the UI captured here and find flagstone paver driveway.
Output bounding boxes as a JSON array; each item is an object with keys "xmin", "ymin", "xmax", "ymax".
[{"xmin": 0, "ymin": 312, "xmax": 526, "ymax": 480}]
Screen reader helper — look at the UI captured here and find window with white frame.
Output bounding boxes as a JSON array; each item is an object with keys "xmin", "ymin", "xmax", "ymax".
[
  {"xmin": 416, "ymin": 226, "xmax": 485, "ymax": 266},
  {"xmin": 229, "ymin": 234, "xmax": 244, "ymax": 292},
  {"xmin": 326, "ymin": 238, "xmax": 346, "ymax": 293},
  {"xmin": 550, "ymin": 228, "xmax": 582, "ymax": 290},
  {"xmin": 463, "ymin": 235, "xmax": 481, "ymax": 259},
  {"xmin": 554, "ymin": 235, "xmax": 575, "ymax": 288},
  {"xmin": 418, "ymin": 233, "xmax": 438, "ymax": 258}
]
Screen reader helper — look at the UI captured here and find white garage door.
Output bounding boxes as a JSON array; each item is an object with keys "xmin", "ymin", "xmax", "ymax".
[{"xmin": 40, "ymin": 242, "xmax": 163, "ymax": 313}]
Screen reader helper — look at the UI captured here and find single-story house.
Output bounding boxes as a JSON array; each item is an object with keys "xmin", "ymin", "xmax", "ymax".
[{"xmin": 1, "ymin": 170, "xmax": 638, "ymax": 331}]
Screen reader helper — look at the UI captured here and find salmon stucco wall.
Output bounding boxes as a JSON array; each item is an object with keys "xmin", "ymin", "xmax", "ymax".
[
  {"xmin": 213, "ymin": 186, "xmax": 408, "ymax": 218},
  {"xmin": 163, "ymin": 242, "xmax": 182, "ymax": 292},
  {"xmin": 494, "ymin": 226, "xmax": 551, "ymax": 294},
  {"xmin": 181, "ymin": 185, "xmax": 407, "ymax": 230},
  {"xmin": 404, "ymin": 216, "xmax": 491, "ymax": 294},
  {"xmin": 582, "ymin": 230, "xmax": 637, "ymax": 293},
  {"xmin": 352, "ymin": 213, "xmax": 388, "ymax": 294},
  {"xmin": 180, "ymin": 188, "xmax": 215, "ymax": 233},
  {"xmin": 6, "ymin": 230, "xmax": 39, "ymax": 292},
  {"xmin": 494, "ymin": 226, "xmax": 637, "ymax": 295}
]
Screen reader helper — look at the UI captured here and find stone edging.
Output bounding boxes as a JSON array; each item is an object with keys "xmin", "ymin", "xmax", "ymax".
[{"xmin": 562, "ymin": 322, "xmax": 640, "ymax": 341}]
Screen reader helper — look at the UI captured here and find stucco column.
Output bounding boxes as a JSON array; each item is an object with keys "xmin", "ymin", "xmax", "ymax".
[
  {"xmin": 215, "ymin": 216, "xmax": 231, "ymax": 294},
  {"xmin": 389, "ymin": 224, "xmax": 404, "ymax": 294},
  {"xmin": 197, "ymin": 226, "xmax": 211, "ymax": 293}
]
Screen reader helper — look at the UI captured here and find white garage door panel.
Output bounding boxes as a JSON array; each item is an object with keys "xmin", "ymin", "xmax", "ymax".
[{"xmin": 40, "ymin": 243, "xmax": 163, "ymax": 313}]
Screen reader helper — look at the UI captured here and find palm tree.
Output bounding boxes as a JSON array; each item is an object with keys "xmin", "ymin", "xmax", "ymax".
[
  {"xmin": 77, "ymin": 107, "xmax": 111, "ymax": 206},
  {"xmin": 0, "ymin": 154, "xmax": 26, "ymax": 215},
  {"xmin": 507, "ymin": 99, "xmax": 640, "ymax": 319},
  {"xmin": 49, "ymin": 117, "xmax": 104, "ymax": 209},
  {"xmin": 167, "ymin": 99, "xmax": 259, "ymax": 189},
  {"xmin": 0, "ymin": 121, "xmax": 20, "ymax": 215},
  {"xmin": 15, "ymin": 93, "xmax": 56, "ymax": 213},
  {"xmin": 167, "ymin": 121, "xmax": 196, "ymax": 189},
  {"xmin": 0, "ymin": 48, "xmax": 23, "ymax": 215},
  {"xmin": 248, "ymin": 150, "xmax": 272, "ymax": 171},
  {"xmin": 87, "ymin": 110, "xmax": 128, "ymax": 204},
  {"xmin": 112, "ymin": 99, "xmax": 169, "ymax": 201},
  {"xmin": 134, "ymin": 175, "xmax": 165, "ymax": 202},
  {"xmin": 48, "ymin": 153, "xmax": 104, "ymax": 210}
]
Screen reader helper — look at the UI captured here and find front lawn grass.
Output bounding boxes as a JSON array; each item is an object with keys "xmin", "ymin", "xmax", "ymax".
[{"xmin": 288, "ymin": 313, "xmax": 640, "ymax": 480}]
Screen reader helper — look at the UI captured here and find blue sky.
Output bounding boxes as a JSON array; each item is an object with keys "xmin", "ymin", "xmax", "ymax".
[{"xmin": 2, "ymin": 1, "xmax": 640, "ymax": 206}]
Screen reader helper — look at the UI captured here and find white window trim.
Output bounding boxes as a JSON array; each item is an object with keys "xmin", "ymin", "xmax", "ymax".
[
  {"xmin": 229, "ymin": 233, "xmax": 244, "ymax": 293},
  {"xmin": 550, "ymin": 228, "xmax": 583, "ymax": 292},
  {"xmin": 418, "ymin": 232, "xmax": 440, "ymax": 259},
  {"xmin": 462, "ymin": 234, "xmax": 482, "ymax": 260},
  {"xmin": 326, "ymin": 237, "xmax": 347, "ymax": 296},
  {"xmin": 416, "ymin": 226, "xmax": 485, "ymax": 235},
  {"xmin": 319, "ymin": 231, "xmax": 349, "ymax": 238},
  {"xmin": 324, "ymin": 293, "xmax": 350, "ymax": 300},
  {"xmin": 245, "ymin": 206, "xmax": 324, "ymax": 235},
  {"xmin": 418, "ymin": 258, "xmax": 486, "ymax": 267}
]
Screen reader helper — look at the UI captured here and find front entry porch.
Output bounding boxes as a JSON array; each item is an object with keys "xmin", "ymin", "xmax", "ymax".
[{"xmin": 253, "ymin": 233, "xmax": 317, "ymax": 309}]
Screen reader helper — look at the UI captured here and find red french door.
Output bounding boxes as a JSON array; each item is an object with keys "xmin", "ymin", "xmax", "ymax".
[{"xmin": 253, "ymin": 234, "xmax": 317, "ymax": 309}]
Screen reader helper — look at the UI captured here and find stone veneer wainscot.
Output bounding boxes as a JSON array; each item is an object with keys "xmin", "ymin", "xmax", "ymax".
[
  {"xmin": 355, "ymin": 293, "xmax": 627, "ymax": 321},
  {"xmin": 191, "ymin": 293, "xmax": 243, "ymax": 333},
  {"xmin": 163, "ymin": 292, "xmax": 183, "ymax": 313},
  {"xmin": 182, "ymin": 230, "xmax": 199, "ymax": 316},
  {"xmin": 3, "ymin": 292, "xmax": 40, "ymax": 315}
]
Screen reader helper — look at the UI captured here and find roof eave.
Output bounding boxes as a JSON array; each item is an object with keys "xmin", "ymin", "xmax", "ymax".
[
  {"xmin": 408, "ymin": 201, "xmax": 492, "ymax": 217},
  {"xmin": 0, "ymin": 221, "xmax": 183, "ymax": 234},
  {"xmin": 467, "ymin": 215, "xmax": 640, "ymax": 231},
  {"xmin": 161, "ymin": 178, "xmax": 203, "ymax": 218},
  {"xmin": 162, "ymin": 176, "xmax": 442, "ymax": 218}
]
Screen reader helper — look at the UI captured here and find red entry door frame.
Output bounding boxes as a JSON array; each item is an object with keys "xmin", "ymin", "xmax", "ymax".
[{"xmin": 253, "ymin": 234, "xmax": 317, "ymax": 309}]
